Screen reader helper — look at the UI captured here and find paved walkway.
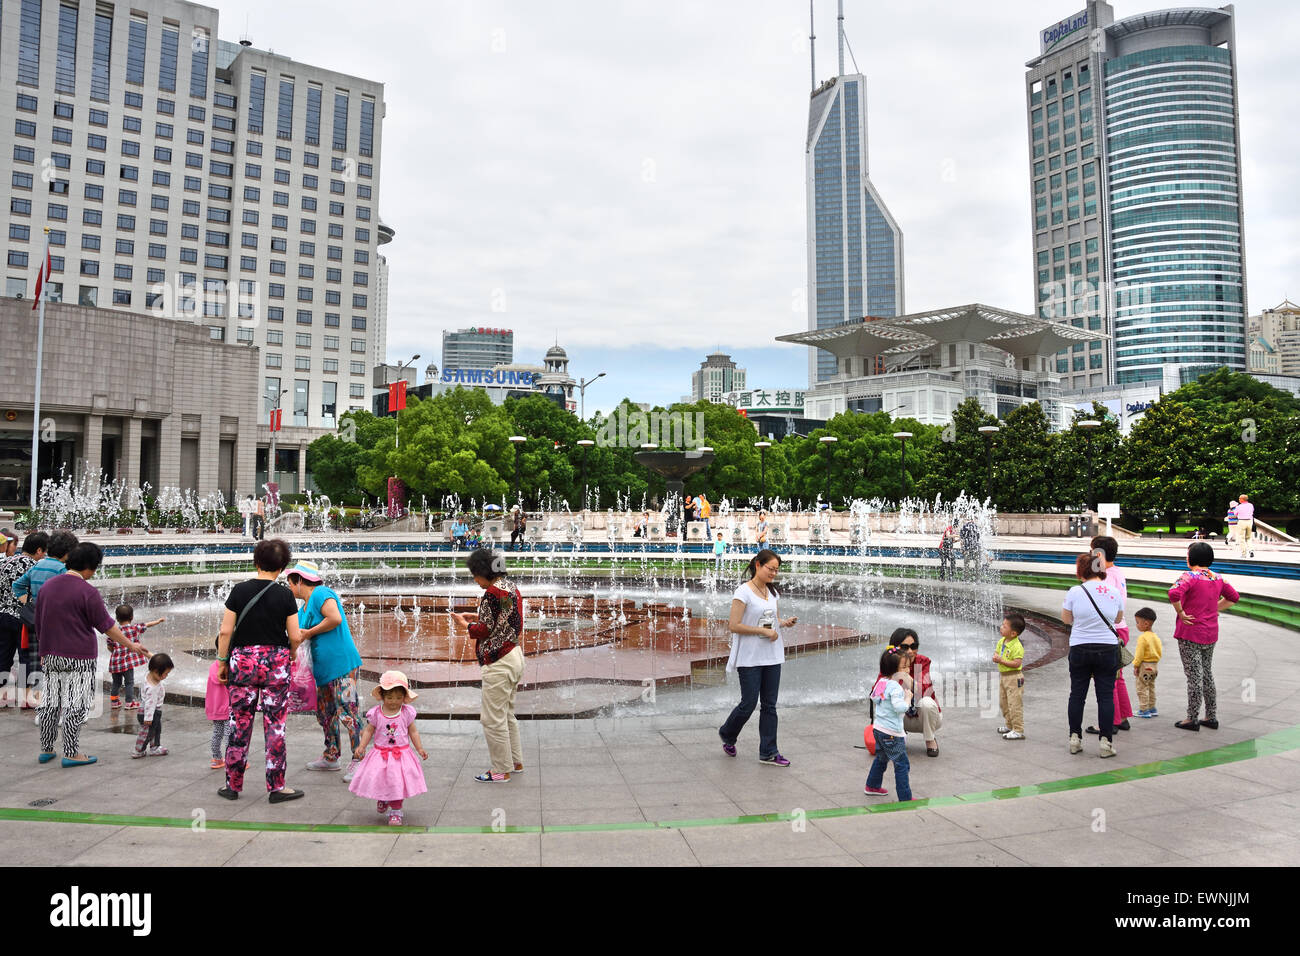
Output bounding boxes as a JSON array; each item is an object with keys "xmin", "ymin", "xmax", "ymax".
[{"xmin": 2, "ymin": 585, "xmax": 1297, "ymax": 866}]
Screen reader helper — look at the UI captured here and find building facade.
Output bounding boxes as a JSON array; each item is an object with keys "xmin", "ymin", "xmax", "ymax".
[
  {"xmin": 0, "ymin": 298, "xmax": 260, "ymax": 505},
  {"xmin": 1, "ymin": 0, "xmax": 387, "ymax": 439},
  {"xmin": 1026, "ymin": 2, "xmax": 1247, "ymax": 389},
  {"xmin": 691, "ymin": 351, "xmax": 745, "ymax": 403},
  {"xmin": 806, "ymin": 70, "xmax": 904, "ymax": 387},
  {"xmin": 778, "ymin": 303, "xmax": 1097, "ymax": 429},
  {"xmin": 1248, "ymin": 300, "xmax": 1300, "ymax": 376},
  {"xmin": 441, "ymin": 326, "xmax": 513, "ymax": 372}
]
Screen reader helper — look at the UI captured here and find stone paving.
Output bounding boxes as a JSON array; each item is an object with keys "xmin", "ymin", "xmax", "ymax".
[{"xmin": 2, "ymin": 583, "xmax": 1297, "ymax": 866}]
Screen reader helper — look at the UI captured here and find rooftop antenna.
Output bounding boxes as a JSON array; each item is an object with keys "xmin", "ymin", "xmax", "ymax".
[
  {"xmin": 809, "ymin": 1, "xmax": 816, "ymax": 91},
  {"xmin": 838, "ymin": 0, "xmax": 845, "ymax": 76}
]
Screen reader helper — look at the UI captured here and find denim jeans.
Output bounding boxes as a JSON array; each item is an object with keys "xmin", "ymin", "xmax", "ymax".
[
  {"xmin": 1068, "ymin": 642, "xmax": 1119, "ymax": 740},
  {"xmin": 720, "ymin": 664, "xmax": 781, "ymax": 759},
  {"xmin": 866, "ymin": 729, "xmax": 911, "ymax": 800},
  {"xmin": 110, "ymin": 669, "xmax": 137, "ymax": 703}
]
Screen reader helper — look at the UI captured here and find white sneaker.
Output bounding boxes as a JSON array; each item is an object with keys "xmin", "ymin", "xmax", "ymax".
[
  {"xmin": 1069, "ymin": 733, "xmax": 1083, "ymax": 754},
  {"xmin": 341, "ymin": 759, "xmax": 357, "ymax": 782},
  {"xmin": 996, "ymin": 726, "xmax": 1011, "ymax": 735},
  {"xmin": 305, "ymin": 757, "xmax": 341, "ymax": 771},
  {"xmin": 1003, "ymin": 731, "xmax": 1026, "ymax": 740},
  {"xmin": 1099, "ymin": 737, "xmax": 1116, "ymax": 758}
]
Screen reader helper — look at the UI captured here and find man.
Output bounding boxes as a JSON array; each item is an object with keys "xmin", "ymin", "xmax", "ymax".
[
  {"xmin": 451, "ymin": 516, "xmax": 469, "ymax": 550},
  {"xmin": 699, "ymin": 494, "xmax": 712, "ymax": 539},
  {"xmin": 960, "ymin": 518, "xmax": 981, "ymax": 576},
  {"xmin": 938, "ymin": 523, "xmax": 958, "ymax": 581},
  {"xmin": 0, "ymin": 532, "xmax": 49, "ymax": 703},
  {"xmin": 252, "ymin": 495, "xmax": 266, "ymax": 540},
  {"xmin": 1234, "ymin": 494, "xmax": 1255, "ymax": 558}
]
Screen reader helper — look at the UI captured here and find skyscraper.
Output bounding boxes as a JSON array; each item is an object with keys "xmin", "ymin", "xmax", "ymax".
[
  {"xmin": 1026, "ymin": 2, "xmax": 1247, "ymax": 390},
  {"xmin": 691, "ymin": 351, "xmax": 746, "ymax": 403},
  {"xmin": 1, "ymin": 0, "xmax": 386, "ymax": 434},
  {"xmin": 441, "ymin": 326, "xmax": 514, "ymax": 371},
  {"xmin": 805, "ymin": 1, "xmax": 904, "ymax": 387}
]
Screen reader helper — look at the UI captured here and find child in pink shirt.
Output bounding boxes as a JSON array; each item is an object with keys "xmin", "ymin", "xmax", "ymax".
[
  {"xmin": 206, "ymin": 652, "xmax": 232, "ymax": 770},
  {"xmin": 1087, "ymin": 537, "xmax": 1135, "ymax": 736},
  {"xmin": 1168, "ymin": 542, "xmax": 1240, "ymax": 731}
]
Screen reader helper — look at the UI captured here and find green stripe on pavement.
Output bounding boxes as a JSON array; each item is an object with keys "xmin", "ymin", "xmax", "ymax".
[{"xmin": 3, "ymin": 725, "xmax": 1296, "ymax": 835}]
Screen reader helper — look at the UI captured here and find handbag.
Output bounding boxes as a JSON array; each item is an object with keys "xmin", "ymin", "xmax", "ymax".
[{"xmin": 288, "ymin": 642, "xmax": 317, "ymax": 714}]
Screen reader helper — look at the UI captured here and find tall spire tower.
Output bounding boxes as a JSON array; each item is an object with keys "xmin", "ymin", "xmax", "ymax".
[{"xmin": 805, "ymin": 1, "xmax": 905, "ymax": 386}]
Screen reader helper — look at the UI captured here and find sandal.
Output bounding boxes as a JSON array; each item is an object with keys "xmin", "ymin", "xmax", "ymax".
[
  {"xmin": 1174, "ymin": 719, "xmax": 1199, "ymax": 732},
  {"xmin": 475, "ymin": 770, "xmax": 510, "ymax": 783},
  {"xmin": 926, "ymin": 743, "xmax": 939, "ymax": 757}
]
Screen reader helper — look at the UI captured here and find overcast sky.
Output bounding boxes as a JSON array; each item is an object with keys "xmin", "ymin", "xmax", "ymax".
[{"xmin": 211, "ymin": 0, "xmax": 1299, "ymax": 412}]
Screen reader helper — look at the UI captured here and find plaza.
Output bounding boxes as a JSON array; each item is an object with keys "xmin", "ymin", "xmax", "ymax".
[{"xmin": 1, "ymin": 528, "xmax": 1296, "ymax": 867}]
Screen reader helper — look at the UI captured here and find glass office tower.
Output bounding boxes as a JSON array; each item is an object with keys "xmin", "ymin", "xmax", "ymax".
[
  {"xmin": 806, "ymin": 73, "xmax": 904, "ymax": 386},
  {"xmin": 1026, "ymin": 2, "xmax": 1247, "ymax": 389}
]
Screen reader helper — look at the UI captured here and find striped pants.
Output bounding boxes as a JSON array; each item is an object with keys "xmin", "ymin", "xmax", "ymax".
[
  {"xmin": 1177, "ymin": 639, "xmax": 1217, "ymax": 723},
  {"xmin": 37, "ymin": 656, "xmax": 98, "ymax": 757}
]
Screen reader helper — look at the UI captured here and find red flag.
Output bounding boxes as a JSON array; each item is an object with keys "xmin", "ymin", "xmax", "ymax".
[
  {"xmin": 31, "ymin": 248, "xmax": 51, "ymax": 311},
  {"xmin": 269, "ymin": 408, "xmax": 282, "ymax": 432},
  {"xmin": 388, "ymin": 379, "xmax": 407, "ymax": 411}
]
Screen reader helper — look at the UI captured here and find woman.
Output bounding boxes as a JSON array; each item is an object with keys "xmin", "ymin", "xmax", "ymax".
[
  {"xmin": 34, "ymin": 543, "xmax": 148, "ymax": 767},
  {"xmin": 1169, "ymin": 542, "xmax": 1239, "ymax": 731},
  {"xmin": 882, "ymin": 627, "xmax": 942, "ymax": 757},
  {"xmin": 509, "ymin": 507, "xmax": 527, "ymax": 551},
  {"xmin": 718, "ymin": 549, "xmax": 798, "ymax": 766},
  {"xmin": 451, "ymin": 549, "xmax": 525, "ymax": 782},
  {"xmin": 755, "ymin": 512, "xmax": 768, "ymax": 546},
  {"xmin": 288, "ymin": 560, "xmax": 364, "ymax": 780},
  {"xmin": 215, "ymin": 538, "xmax": 305, "ymax": 802},
  {"xmin": 1061, "ymin": 552, "xmax": 1125, "ymax": 758}
]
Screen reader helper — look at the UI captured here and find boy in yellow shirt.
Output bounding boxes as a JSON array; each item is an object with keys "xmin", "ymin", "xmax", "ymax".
[
  {"xmin": 994, "ymin": 612, "xmax": 1026, "ymax": 739},
  {"xmin": 1132, "ymin": 607, "xmax": 1163, "ymax": 718}
]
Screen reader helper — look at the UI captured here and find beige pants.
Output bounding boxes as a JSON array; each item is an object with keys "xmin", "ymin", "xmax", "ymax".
[
  {"xmin": 1135, "ymin": 661, "xmax": 1158, "ymax": 711},
  {"xmin": 1237, "ymin": 519, "xmax": 1253, "ymax": 556},
  {"xmin": 902, "ymin": 696, "xmax": 943, "ymax": 743},
  {"xmin": 480, "ymin": 645, "xmax": 524, "ymax": 774},
  {"xmin": 999, "ymin": 672, "xmax": 1024, "ymax": 734}
]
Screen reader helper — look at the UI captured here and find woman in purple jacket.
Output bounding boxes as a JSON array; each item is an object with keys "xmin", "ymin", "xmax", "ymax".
[{"xmin": 1168, "ymin": 542, "xmax": 1240, "ymax": 731}]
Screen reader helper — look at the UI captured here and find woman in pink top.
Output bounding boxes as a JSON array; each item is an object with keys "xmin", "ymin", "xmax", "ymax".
[{"xmin": 1168, "ymin": 541, "xmax": 1240, "ymax": 731}]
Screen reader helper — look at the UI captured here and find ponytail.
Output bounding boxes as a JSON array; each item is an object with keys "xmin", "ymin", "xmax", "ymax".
[{"xmin": 745, "ymin": 549, "xmax": 782, "ymax": 598}]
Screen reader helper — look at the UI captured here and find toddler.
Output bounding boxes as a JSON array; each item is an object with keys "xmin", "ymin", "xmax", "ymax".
[
  {"xmin": 133, "ymin": 653, "xmax": 174, "ymax": 758},
  {"xmin": 864, "ymin": 647, "xmax": 913, "ymax": 801},
  {"xmin": 713, "ymin": 531, "xmax": 726, "ymax": 569},
  {"xmin": 994, "ymin": 613, "xmax": 1027, "ymax": 739},
  {"xmin": 349, "ymin": 671, "xmax": 428, "ymax": 825},
  {"xmin": 206, "ymin": 640, "xmax": 232, "ymax": 769},
  {"xmin": 1132, "ymin": 607, "xmax": 1162, "ymax": 718},
  {"xmin": 109, "ymin": 605, "xmax": 164, "ymax": 710}
]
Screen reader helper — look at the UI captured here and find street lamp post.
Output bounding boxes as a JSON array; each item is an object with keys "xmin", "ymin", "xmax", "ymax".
[
  {"xmin": 576, "ymin": 439, "xmax": 594, "ymax": 512},
  {"xmin": 509, "ymin": 435, "xmax": 526, "ymax": 507},
  {"xmin": 1078, "ymin": 419, "xmax": 1100, "ymax": 513},
  {"xmin": 268, "ymin": 387, "xmax": 288, "ymax": 493},
  {"xmin": 819, "ymin": 436, "xmax": 838, "ymax": 510},
  {"xmin": 390, "ymin": 354, "xmax": 420, "ymax": 450},
  {"xmin": 578, "ymin": 372, "xmax": 606, "ymax": 422},
  {"xmin": 754, "ymin": 441, "xmax": 771, "ymax": 512},
  {"xmin": 978, "ymin": 425, "xmax": 1000, "ymax": 503},
  {"xmin": 892, "ymin": 432, "xmax": 913, "ymax": 504}
]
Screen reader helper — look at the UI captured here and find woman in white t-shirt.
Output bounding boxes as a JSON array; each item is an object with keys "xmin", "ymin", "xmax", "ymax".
[
  {"xmin": 718, "ymin": 549, "xmax": 798, "ymax": 767},
  {"xmin": 1061, "ymin": 552, "xmax": 1125, "ymax": 758}
]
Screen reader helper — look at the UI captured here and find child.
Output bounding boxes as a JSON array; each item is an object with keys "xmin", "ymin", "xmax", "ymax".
[
  {"xmin": 206, "ymin": 640, "xmax": 232, "ymax": 769},
  {"xmin": 1090, "ymin": 536, "xmax": 1134, "ymax": 735},
  {"xmin": 712, "ymin": 531, "xmax": 726, "ymax": 570},
  {"xmin": 864, "ymin": 647, "xmax": 913, "ymax": 801},
  {"xmin": 109, "ymin": 605, "xmax": 164, "ymax": 710},
  {"xmin": 1132, "ymin": 607, "xmax": 1162, "ymax": 718},
  {"xmin": 994, "ymin": 613, "xmax": 1027, "ymax": 739},
  {"xmin": 349, "ymin": 670, "xmax": 429, "ymax": 825},
  {"xmin": 133, "ymin": 653, "xmax": 174, "ymax": 758}
]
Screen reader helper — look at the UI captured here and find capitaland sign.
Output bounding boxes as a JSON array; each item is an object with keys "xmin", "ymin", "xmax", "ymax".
[
  {"xmin": 1040, "ymin": 9, "xmax": 1089, "ymax": 54},
  {"xmin": 440, "ymin": 369, "xmax": 538, "ymax": 386}
]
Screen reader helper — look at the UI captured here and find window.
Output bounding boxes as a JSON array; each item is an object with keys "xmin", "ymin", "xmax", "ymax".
[
  {"xmin": 294, "ymin": 332, "xmax": 313, "ymax": 348},
  {"xmin": 359, "ymin": 163, "xmax": 373, "ymax": 178},
  {"xmin": 351, "ymin": 339, "xmax": 366, "ymax": 354},
  {"xmin": 186, "ymin": 152, "xmax": 203, "ymax": 168},
  {"xmin": 271, "ymin": 237, "xmax": 287, "ymax": 252},
  {"xmin": 353, "ymin": 272, "xmax": 369, "ymax": 287},
  {"xmin": 328, "ymin": 245, "xmax": 343, "ymax": 260},
  {"xmin": 266, "ymin": 330, "xmax": 284, "ymax": 345},
  {"xmin": 7, "ymin": 251, "xmax": 30, "ymax": 268},
  {"xmin": 212, "ymin": 138, "xmax": 233, "ymax": 154},
  {"xmin": 350, "ymin": 384, "xmax": 365, "ymax": 398},
  {"xmin": 81, "ymin": 260, "xmax": 101, "ymax": 276},
  {"xmin": 153, "ymin": 171, "xmax": 171, "ymax": 188},
  {"xmin": 275, "ymin": 146, "xmax": 292, "ymax": 162},
  {"xmin": 298, "ymin": 287, "xmax": 314, "ymax": 302},
  {"xmin": 328, "ymin": 223, "xmax": 344, "ymax": 238},
  {"xmin": 302, "ymin": 197, "xmax": 318, "ymax": 212},
  {"xmin": 213, "ymin": 114, "xmax": 235, "ymax": 132},
  {"xmin": 210, "ymin": 183, "xmax": 232, "ymax": 201},
  {"xmin": 299, "ymin": 264, "xmax": 314, "ymax": 278},
  {"xmin": 269, "ymin": 283, "xmax": 285, "ymax": 298},
  {"xmin": 184, "ymin": 175, "xmax": 201, "ymax": 191},
  {"xmin": 180, "ymin": 223, "xmax": 198, "ymax": 239},
  {"xmin": 277, "ymin": 79, "xmax": 295, "ymax": 139},
  {"xmin": 49, "ymin": 203, "xmax": 69, "ymax": 220},
  {"xmin": 325, "ymin": 313, "xmax": 340, "ymax": 328},
  {"xmin": 49, "ymin": 229, "xmax": 67, "ymax": 245},
  {"xmin": 305, "ymin": 84, "xmax": 322, "ymax": 145},
  {"xmin": 210, "ymin": 160, "xmax": 232, "ymax": 177},
  {"xmin": 17, "ymin": 93, "xmax": 38, "ymax": 113},
  {"xmin": 240, "ymin": 254, "xmax": 257, "ymax": 269},
  {"xmin": 159, "ymin": 25, "xmax": 180, "ymax": 92},
  {"xmin": 326, "ymin": 268, "xmax": 341, "ymax": 283},
  {"xmin": 157, "ymin": 98, "xmax": 175, "ymax": 116},
  {"xmin": 237, "ymin": 327, "xmax": 254, "ymax": 343},
  {"xmin": 179, "ymin": 248, "xmax": 198, "ymax": 263},
  {"xmin": 53, "ymin": 127, "xmax": 74, "ymax": 144},
  {"xmin": 113, "ymin": 289, "xmax": 132, "ymax": 305},
  {"xmin": 304, "ymin": 151, "xmax": 320, "ymax": 168},
  {"xmin": 323, "ymin": 359, "xmax": 339, "ymax": 373},
  {"xmin": 117, "ymin": 214, "xmax": 136, "ymax": 231},
  {"xmin": 204, "ymin": 253, "xmax": 228, "ymax": 270},
  {"xmin": 248, "ymin": 71, "xmax": 266, "ymax": 132},
  {"xmin": 243, "ymin": 210, "xmax": 260, "ymax": 225},
  {"xmin": 295, "ymin": 357, "xmax": 311, "ymax": 371},
  {"xmin": 114, "ymin": 264, "xmax": 132, "ymax": 280},
  {"xmin": 208, "ymin": 209, "xmax": 231, "ymax": 225},
  {"xmin": 351, "ymin": 315, "xmax": 367, "ymax": 330},
  {"xmin": 154, "ymin": 146, "xmax": 173, "ymax": 162},
  {"xmin": 324, "ymin": 335, "xmax": 339, "ymax": 350},
  {"xmin": 274, "ymin": 168, "xmax": 291, "ymax": 185},
  {"xmin": 273, "ymin": 191, "xmax": 289, "ymax": 206},
  {"xmin": 357, "ymin": 184, "xmax": 371, "ymax": 199},
  {"xmin": 148, "ymin": 243, "xmax": 166, "ymax": 258},
  {"xmin": 9, "ymin": 224, "xmax": 31, "ymax": 240},
  {"xmin": 325, "ymin": 290, "xmax": 341, "ymax": 305},
  {"xmin": 270, "ymin": 261, "xmax": 286, "ymax": 275},
  {"xmin": 355, "ymin": 228, "xmax": 370, "ymax": 243},
  {"xmin": 355, "ymin": 207, "xmax": 370, "ymax": 221},
  {"xmin": 246, "ymin": 140, "xmax": 262, "ymax": 157},
  {"xmin": 241, "ymin": 233, "xmax": 257, "ymax": 248},
  {"xmin": 301, "ymin": 219, "xmax": 316, "ymax": 234},
  {"xmin": 84, "ymin": 211, "xmax": 103, "ymax": 227},
  {"xmin": 182, "ymin": 199, "xmax": 200, "ymax": 216},
  {"xmin": 350, "ymin": 362, "xmax": 365, "ymax": 375},
  {"xmin": 206, "ymin": 230, "xmax": 228, "ymax": 246},
  {"xmin": 146, "ymin": 268, "xmax": 165, "ymax": 283},
  {"xmin": 360, "ymin": 99, "xmax": 375, "ymax": 157},
  {"xmin": 300, "ymin": 241, "xmax": 316, "ymax": 256},
  {"xmin": 266, "ymin": 354, "xmax": 282, "ymax": 368},
  {"xmin": 303, "ymin": 174, "xmax": 318, "ymax": 190},
  {"xmin": 88, "ymin": 134, "xmax": 108, "ymax": 151},
  {"xmin": 86, "ymin": 184, "xmax": 104, "ymax": 201},
  {"xmin": 15, "ymin": 120, "xmax": 37, "ymax": 138},
  {"xmin": 16, "ymin": 146, "xmax": 37, "ymax": 163},
  {"xmin": 268, "ymin": 307, "xmax": 284, "ymax": 322},
  {"xmin": 328, "ymin": 201, "xmax": 344, "ymax": 216},
  {"xmin": 352, "ymin": 294, "xmax": 367, "ymax": 308}
]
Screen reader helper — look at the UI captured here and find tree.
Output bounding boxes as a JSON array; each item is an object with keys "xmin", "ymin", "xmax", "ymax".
[
  {"xmin": 994, "ymin": 403, "xmax": 1055, "ymax": 512},
  {"xmin": 1050, "ymin": 402, "xmax": 1122, "ymax": 513},
  {"xmin": 917, "ymin": 399, "xmax": 997, "ymax": 503},
  {"xmin": 305, "ymin": 410, "xmax": 393, "ymax": 502}
]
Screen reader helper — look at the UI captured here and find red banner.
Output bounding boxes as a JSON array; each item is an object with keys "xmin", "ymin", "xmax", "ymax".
[
  {"xmin": 388, "ymin": 379, "xmax": 407, "ymax": 412},
  {"xmin": 269, "ymin": 408, "xmax": 282, "ymax": 432}
]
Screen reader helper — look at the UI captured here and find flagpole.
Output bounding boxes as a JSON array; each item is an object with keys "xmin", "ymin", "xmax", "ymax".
[{"xmin": 29, "ymin": 228, "xmax": 50, "ymax": 511}]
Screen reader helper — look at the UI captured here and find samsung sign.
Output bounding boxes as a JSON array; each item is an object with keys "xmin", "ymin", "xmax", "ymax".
[
  {"xmin": 1040, "ymin": 9, "xmax": 1089, "ymax": 54},
  {"xmin": 441, "ymin": 368, "xmax": 538, "ymax": 386}
]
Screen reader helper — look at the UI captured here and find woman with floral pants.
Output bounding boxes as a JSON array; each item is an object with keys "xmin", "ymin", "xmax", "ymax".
[{"xmin": 215, "ymin": 539, "xmax": 306, "ymax": 803}]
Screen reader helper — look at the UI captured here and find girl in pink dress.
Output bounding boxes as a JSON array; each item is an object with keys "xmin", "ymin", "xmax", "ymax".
[{"xmin": 349, "ymin": 671, "xmax": 428, "ymax": 825}]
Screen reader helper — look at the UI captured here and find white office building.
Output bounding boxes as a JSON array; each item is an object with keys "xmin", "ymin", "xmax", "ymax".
[{"xmin": 2, "ymin": 0, "xmax": 388, "ymax": 458}]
